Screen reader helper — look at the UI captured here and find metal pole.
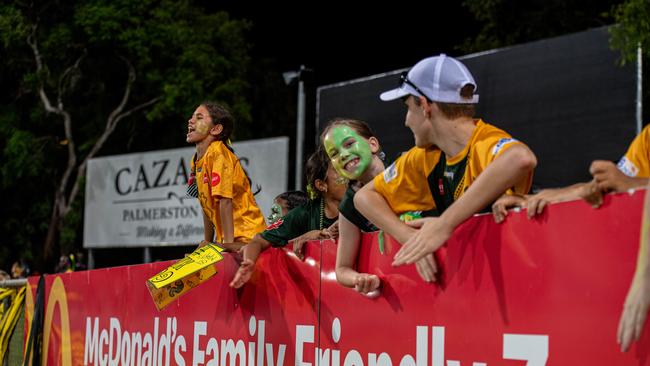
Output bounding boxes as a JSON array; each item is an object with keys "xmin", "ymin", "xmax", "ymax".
[
  {"xmin": 143, "ymin": 247, "xmax": 152, "ymax": 263},
  {"xmin": 88, "ymin": 248, "xmax": 95, "ymax": 270},
  {"xmin": 295, "ymin": 65, "xmax": 306, "ymax": 190},
  {"xmin": 637, "ymin": 45, "xmax": 643, "ymax": 135},
  {"xmin": 0, "ymin": 278, "xmax": 27, "ymax": 288}
]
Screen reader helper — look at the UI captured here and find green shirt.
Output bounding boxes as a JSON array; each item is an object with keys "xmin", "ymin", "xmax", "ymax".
[
  {"xmin": 260, "ymin": 198, "xmax": 337, "ymax": 247},
  {"xmin": 338, "ymin": 186, "xmax": 377, "ymax": 232}
]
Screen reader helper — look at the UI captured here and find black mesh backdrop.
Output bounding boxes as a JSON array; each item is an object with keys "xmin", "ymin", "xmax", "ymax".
[{"xmin": 316, "ymin": 27, "xmax": 638, "ymax": 189}]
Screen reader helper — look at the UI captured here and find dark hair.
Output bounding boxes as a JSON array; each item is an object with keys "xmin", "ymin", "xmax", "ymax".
[
  {"xmin": 320, "ymin": 117, "xmax": 377, "ymax": 144},
  {"xmin": 414, "ymin": 84, "xmax": 476, "ymax": 119},
  {"xmin": 198, "ymin": 101, "xmax": 260, "ymax": 193},
  {"xmin": 201, "ymin": 101, "xmax": 234, "ymax": 141},
  {"xmin": 277, "ymin": 190, "xmax": 309, "ymax": 211},
  {"xmin": 304, "ymin": 146, "xmax": 330, "ymax": 199}
]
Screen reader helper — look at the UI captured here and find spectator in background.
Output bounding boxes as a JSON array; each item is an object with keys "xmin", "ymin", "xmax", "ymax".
[
  {"xmin": 55, "ymin": 255, "xmax": 74, "ymax": 273},
  {"xmin": 73, "ymin": 251, "xmax": 88, "ymax": 271},
  {"xmin": 186, "ymin": 102, "xmax": 266, "ymax": 251},
  {"xmin": 492, "ymin": 124, "xmax": 650, "ymax": 222},
  {"xmin": 229, "ymin": 147, "xmax": 346, "ymax": 288},
  {"xmin": 354, "ymin": 54, "xmax": 536, "ymax": 276},
  {"xmin": 10, "ymin": 260, "xmax": 30, "ymax": 278},
  {"xmin": 267, "ymin": 190, "xmax": 309, "ymax": 224}
]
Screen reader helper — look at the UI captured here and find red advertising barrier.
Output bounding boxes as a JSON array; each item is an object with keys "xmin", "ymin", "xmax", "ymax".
[{"xmin": 26, "ymin": 190, "xmax": 649, "ymax": 365}]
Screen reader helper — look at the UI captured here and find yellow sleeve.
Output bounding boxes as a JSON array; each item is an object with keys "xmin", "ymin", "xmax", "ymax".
[
  {"xmin": 207, "ymin": 144, "xmax": 234, "ymax": 199},
  {"xmin": 619, "ymin": 125, "xmax": 650, "ymax": 177},
  {"xmin": 372, "ymin": 147, "xmax": 437, "ymax": 214},
  {"xmin": 471, "ymin": 130, "xmax": 533, "ymax": 195}
]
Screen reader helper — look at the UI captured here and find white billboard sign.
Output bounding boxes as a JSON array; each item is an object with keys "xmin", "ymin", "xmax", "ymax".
[{"xmin": 83, "ymin": 137, "xmax": 288, "ymax": 248}]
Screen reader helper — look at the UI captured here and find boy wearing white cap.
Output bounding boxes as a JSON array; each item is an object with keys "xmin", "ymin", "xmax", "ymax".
[{"xmin": 354, "ymin": 54, "xmax": 537, "ymax": 278}]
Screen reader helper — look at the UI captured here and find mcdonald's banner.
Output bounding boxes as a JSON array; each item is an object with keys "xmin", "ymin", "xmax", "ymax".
[{"xmin": 26, "ymin": 190, "xmax": 650, "ymax": 365}]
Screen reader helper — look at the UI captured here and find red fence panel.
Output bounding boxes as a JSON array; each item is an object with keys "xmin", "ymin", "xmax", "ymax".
[{"xmin": 26, "ymin": 190, "xmax": 649, "ymax": 365}]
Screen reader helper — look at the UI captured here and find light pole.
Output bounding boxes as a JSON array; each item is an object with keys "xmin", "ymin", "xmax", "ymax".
[{"xmin": 283, "ymin": 65, "xmax": 309, "ymax": 190}]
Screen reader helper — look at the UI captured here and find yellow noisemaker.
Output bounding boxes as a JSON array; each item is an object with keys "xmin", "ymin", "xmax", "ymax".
[{"xmin": 146, "ymin": 243, "xmax": 224, "ymax": 310}]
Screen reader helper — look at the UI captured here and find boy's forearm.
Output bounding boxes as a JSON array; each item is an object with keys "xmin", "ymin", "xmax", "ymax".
[
  {"xmin": 441, "ymin": 145, "xmax": 537, "ymax": 230},
  {"xmin": 219, "ymin": 198, "xmax": 234, "ymax": 243},
  {"xmin": 354, "ymin": 184, "xmax": 413, "ymax": 243}
]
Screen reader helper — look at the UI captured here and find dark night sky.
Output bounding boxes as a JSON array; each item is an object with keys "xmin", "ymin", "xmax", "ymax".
[{"xmin": 220, "ymin": 2, "xmax": 479, "ymax": 86}]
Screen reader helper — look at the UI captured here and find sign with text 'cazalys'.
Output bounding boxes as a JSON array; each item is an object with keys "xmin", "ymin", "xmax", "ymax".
[{"xmin": 83, "ymin": 137, "xmax": 288, "ymax": 248}]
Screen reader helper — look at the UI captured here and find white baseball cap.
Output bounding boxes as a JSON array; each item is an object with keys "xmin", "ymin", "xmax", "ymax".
[{"xmin": 380, "ymin": 54, "xmax": 479, "ymax": 104}]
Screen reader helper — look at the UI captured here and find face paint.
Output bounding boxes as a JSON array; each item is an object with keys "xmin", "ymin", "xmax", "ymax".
[
  {"xmin": 324, "ymin": 125, "xmax": 371, "ymax": 180},
  {"xmin": 187, "ymin": 105, "xmax": 214, "ymax": 143},
  {"xmin": 194, "ymin": 119, "xmax": 211, "ymax": 135},
  {"xmin": 267, "ymin": 203, "xmax": 283, "ymax": 224}
]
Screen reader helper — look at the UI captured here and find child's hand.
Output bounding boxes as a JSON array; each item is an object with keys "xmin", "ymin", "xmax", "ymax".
[
  {"xmin": 324, "ymin": 220, "xmax": 339, "ymax": 239},
  {"xmin": 492, "ymin": 193, "xmax": 526, "ymax": 223},
  {"xmin": 579, "ymin": 180, "xmax": 604, "ymax": 208},
  {"xmin": 229, "ymin": 259, "xmax": 254, "ymax": 288},
  {"xmin": 290, "ymin": 229, "xmax": 330, "ymax": 260},
  {"xmin": 415, "ymin": 253, "xmax": 438, "ymax": 283},
  {"xmin": 617, "ymin": 273, "xmax": 650, "ymax": 352},
  {"xmin": 353, "ymin": 273, "xmax": 381, "ymax": 297},
  {"xmin": 220, "ymin": 242, "xmax": 245, "ymax": 252}
]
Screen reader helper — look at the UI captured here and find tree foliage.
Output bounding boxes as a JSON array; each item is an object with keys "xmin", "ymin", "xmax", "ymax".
[
  {"xmin": 610, "ymin": 0, "xmax": 650, "ymax": 64},
  {"xmin": 0, "ymin": 0, "xmax": 252, "ymax": 271},
  {"xmin": 460, "ymin": 0, "xmax": 620, "ymax": 53}
]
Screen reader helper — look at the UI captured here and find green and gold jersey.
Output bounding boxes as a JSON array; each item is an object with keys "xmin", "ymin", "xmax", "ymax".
[
  {"xmin": 260, "ymin": 198, "xmax": 337, "ymax": 247},
  {"xmin": 373, "ymin": 119, "xmax": 533, "ymax": 215},
  {"xmin": 618, "ymin": 124, "xmax": 650, "ymax": 178},
  {"xmin": 339, "ymin": 186, "xmax": 377, "ymax": 232},
  {"xmin": 192, "ymin": 140, "xmax": 267, "ymax": 243}
]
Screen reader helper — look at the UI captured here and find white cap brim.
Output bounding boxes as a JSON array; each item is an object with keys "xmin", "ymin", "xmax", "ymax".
[{"xmin": 380, "ymin": 87, "xmax": 410, "ymax": 101}]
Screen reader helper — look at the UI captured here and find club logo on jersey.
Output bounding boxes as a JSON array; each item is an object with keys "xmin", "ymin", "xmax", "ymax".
[
  {"xmin": 492, "ymin": 138, "xmax": 518, "ymax": 156},
  {"xmin": 444, "ymin": 170, "xmax": 454, "ymax": 180},
  {"xmin": 211, "ymin": 172, "xmax": 221, "ymax": 186},
  {"xmin": 617, "ymin": 156, "xmax": 639, "ymax": 177},
  {"xmin": 265, "ymin": 219, "xmax": 284, "ymax": 231},
  {"xmin": 383, "ymin": 162, "xmax": 398, "ymax": 183},
  {"xmin": 202, "ymin": 172, "xmax": 209, "ymax": 184}
]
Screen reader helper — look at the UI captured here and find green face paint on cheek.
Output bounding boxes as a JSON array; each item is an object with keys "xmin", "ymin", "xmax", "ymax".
[
  {"xmin": 267, "ymin": 203, "xmax": 283, "ymax": 224},
  {"xmin": 324, "ymin": 125, "xmax": 371, "ymax": 180}
]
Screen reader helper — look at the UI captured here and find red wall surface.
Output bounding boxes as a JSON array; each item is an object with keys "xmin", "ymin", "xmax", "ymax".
[{"xmin": 26, "ymin": 190, "xmax": 648, "ymax": 365}]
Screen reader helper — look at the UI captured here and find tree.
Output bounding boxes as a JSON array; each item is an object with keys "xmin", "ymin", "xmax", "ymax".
[
  {"xmin": 0, "ymin": 0, "xmax": 252, "ymax": 270},
  {"xmin": 460, "ymin": 0, "xmax": 621, "ymax": 53},
  {"xmin": 609, "ymin": 0, "xmax": 650, "ymax": 63}
]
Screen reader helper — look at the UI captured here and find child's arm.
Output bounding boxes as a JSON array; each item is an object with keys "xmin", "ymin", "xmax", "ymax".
[
  {"xmin": 219, "ymin": 197, "xmax": 234, "ymax": 243},
  {"xmin": 229, "ymin": 234, "xmax": 271, "ymax": 288},
  {"xmin": 354, "ymin": 181, "xmax": 417, "ymax": 244},
  {"xmin": 590, "ymin": 160, "xmax": 649, "ymax": 192},
  {"xmin": 335, "ymin": 215, "xmax": 380, "ymax": 296},
  {"xmin": 202, "ymin": 211, "xmax": 215, "ymax": 244},
  {"xmin": 290, "ymin": 229, "xmax": 329, "ymax": 260},
  {"xmin": 394, "ymin": 144, "xmax": 536, "ymax": 265}
]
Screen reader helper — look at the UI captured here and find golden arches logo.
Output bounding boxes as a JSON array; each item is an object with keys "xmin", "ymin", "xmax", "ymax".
[{"xmin": 25, "ymin": 277, "xmax": 72, "ymax": 366}]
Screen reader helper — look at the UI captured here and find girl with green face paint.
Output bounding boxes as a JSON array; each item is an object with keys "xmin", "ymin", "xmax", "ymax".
[
  {"xmin": 324, "ymin": 125, "xmax": 372, "ymax": 180},
  {"xmin": 320, "ymin": 118, "xmax": 390, "ymax": 297}
]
